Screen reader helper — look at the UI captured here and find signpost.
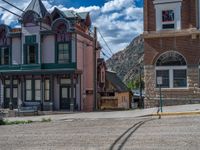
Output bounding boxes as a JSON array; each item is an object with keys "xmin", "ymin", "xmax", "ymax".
[{"xmin": 157, "ymin": 77, "xmax": 163, "ymax": 113}]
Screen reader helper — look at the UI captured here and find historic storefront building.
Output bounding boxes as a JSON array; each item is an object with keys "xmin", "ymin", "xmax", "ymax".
[
  {"xmin": 0, "ymin": 0, "xmax": 100, "ymax": 111},
  {"xmin": 144, "ymin": 0, "xmax": 200, "ymax": 107}
]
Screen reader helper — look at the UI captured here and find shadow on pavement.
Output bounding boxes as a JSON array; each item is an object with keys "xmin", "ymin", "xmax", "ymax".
[{"xmin": 109, "ymin": 118, "xmax": 155, "ymax": 150}]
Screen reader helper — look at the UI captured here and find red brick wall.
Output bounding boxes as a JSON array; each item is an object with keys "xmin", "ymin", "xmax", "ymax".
[
  {"xmin": 144, "ymin": 0, "xmax": 197, "ymax": 31},
  {"xmin": 144, "ymin": 0, "xmax": 156, "ymax": 31},
  {"xmin": 144, "ymin": 36, "xmax": 200, "ymax": 65}
]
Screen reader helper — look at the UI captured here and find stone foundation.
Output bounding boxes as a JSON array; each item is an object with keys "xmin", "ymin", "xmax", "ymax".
[{"xmin": 144, "ymin": 65, "xmax": 200, "ymax": 108}]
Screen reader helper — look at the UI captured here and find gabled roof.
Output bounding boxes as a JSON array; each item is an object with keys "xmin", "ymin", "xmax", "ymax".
[
  {"xmin": 62, "ymin": 10, "xmax": 78, "ymax": 18},
  {"xmin": 106, "ymin": 71, "xmax": 129, "ymax": 92},
  {"xmin": 52, "ymin": 8, "xmax": 90, "ymax": 21},
  {"xmin": 25, "ymin": 0, "xmax": 48, "ymax": 18},
  {"xmin": 77, "ymin": 12, "xmax": 89, "ymax": 20}
]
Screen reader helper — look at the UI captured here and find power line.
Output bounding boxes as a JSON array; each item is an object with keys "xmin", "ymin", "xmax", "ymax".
[
  {"xmin": 0, "ymin": 6, "xmax": 22, "ymax": 18},
  {"xmin": 1, "ymin": 0, "xmax": 24, "ymax": 13},
  {"xmin": 0, "ymin": 3, "xmax": 94, "ymax": 47},
  {"xmin": 98, "ymin": 29, "xmax": 114, "ymax": 56},
  {"xmin": 100, "ymin": 46, "xmax": 112, "ymax": 57},
  {"xmin": 101, "ymin": 50, "xmax": 110, "ymax": 59}
]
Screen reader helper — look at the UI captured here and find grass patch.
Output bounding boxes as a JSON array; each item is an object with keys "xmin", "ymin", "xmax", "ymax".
[
  {"xmin": 0, "ymin": 117, "xmax": 52, "ymax": 126},
  {"xmin": 41, "ymin": 118, "xmax": 51, "ymax": 122},
  {"xmin": 0, "ymin": 119, "xmax": 33, "ymax": 126},
  {"xmin": 0, "ymin": 119, "xmax": 5, "ymax": 125}
]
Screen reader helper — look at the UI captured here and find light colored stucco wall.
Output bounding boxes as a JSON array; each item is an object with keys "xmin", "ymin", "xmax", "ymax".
[
  {"xmin": 12, "ymin": 37, "xmax": 21, "ymax": 65},
  {"xmin": 42, "ymin": 35, "xmax": 55, "ymax": 63},
  {"xmin": 77, "ymin": 34, "xmax": 94, "ymax": 89},
  {"xmin": 76, "ymin": 34, "xmax": 94, "ymax": 111}
]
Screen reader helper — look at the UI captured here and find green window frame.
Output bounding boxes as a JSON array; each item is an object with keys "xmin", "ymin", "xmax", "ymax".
[
  {"xmin": 24, "ymin": 35, "xmax": 38, "ymax": 64},
  {"xmin": 25, "ymin": 79, "xmax": 41, "ymax": 102},
  {"xmin": 56, "ymin": 42, "xmax": 71, "ymax": 64},
  {"xmin": 25, "ymin": 35, "xmax": 36, "ymax": 44},
  {"xmin": 0, "ymin": 46, "xmax": 10, "ymax": 65}
]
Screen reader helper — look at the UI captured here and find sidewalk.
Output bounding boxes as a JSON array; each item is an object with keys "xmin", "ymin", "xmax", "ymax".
[
  {"xmin": 4, "ymin": 104, "xmax": 200, "ymax": 122},
  {"xmin": 154, "ymin": 104, "xmax": 200, "ymax": 116}
]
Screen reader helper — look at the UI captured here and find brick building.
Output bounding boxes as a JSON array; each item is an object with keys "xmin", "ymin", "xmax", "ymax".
[{"xmin": 144, "ymin": 0, "xmax": 200, "ymax": 107}]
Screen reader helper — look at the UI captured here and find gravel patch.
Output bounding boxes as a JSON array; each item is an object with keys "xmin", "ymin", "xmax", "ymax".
[{"xmin": 0, "ymin": 116, "xmax": 200, "ymax": 150}]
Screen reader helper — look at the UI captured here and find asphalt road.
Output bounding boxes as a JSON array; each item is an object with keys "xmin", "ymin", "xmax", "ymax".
[{"xmin": 0, "ymin": 115, "xmax": 200, "ymax": 150}]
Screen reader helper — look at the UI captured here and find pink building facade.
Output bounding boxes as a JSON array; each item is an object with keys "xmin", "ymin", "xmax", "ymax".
[{"xmin": 0, "ymin": 0, "xmax": 100, "ymax": 111}]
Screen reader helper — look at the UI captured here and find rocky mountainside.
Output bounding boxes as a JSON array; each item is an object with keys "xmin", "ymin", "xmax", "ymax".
[{"xmin": 106, "ymin": 35, "xmax": 144, "ymax": 83}]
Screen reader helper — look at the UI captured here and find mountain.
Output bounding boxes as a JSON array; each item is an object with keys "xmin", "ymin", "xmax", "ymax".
[{"xmin": 106, "ymin": 35, "xmax": 144, "ymax": 83}]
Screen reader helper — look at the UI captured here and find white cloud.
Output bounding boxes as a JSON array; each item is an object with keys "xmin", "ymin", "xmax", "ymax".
[
  {"xmin": 0, "ymin": 0, "xmax": 143, "ymax": 56},
  {"xmin": 101, "ymin": 0, "xmax": 133, "ymax": 13}
]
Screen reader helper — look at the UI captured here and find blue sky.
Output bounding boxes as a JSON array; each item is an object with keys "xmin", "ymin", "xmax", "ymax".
[
  {"xmin": 49, "ymin": 0, "xmax": 143, "ymax": 8},
  {"xmin": 0, "ymin": 0, "xmax": 144, "ymax": 57}
]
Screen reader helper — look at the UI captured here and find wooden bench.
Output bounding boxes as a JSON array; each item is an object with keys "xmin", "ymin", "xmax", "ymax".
[{"xmin": 17, "ymin": 106, "xmax": 39, "ymax": 116}]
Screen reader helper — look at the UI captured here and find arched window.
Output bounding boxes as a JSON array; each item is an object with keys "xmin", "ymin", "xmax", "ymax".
[
  {"xmin": 52, "ymin": 19, "xmax": 71, "ymax": 64},
  {"xmin": 156, "ymin": 51, "xmax": 187, "ymax": 88},
  {"xmin": 23, "ymin": 11, "xmax": 40, "ymax": 26},
  {"xmin": 156, "ymin": 51, "xmax": 186, "ymax": 66}
]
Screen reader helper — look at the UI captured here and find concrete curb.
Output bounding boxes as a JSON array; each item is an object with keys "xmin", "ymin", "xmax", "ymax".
[{"xmin": 152, "ymin": 111, "xmax": 200, "ymax": 116}]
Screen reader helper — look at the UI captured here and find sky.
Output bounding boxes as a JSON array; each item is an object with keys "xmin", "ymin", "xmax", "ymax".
[{"xmin": 0, "ymin": 0, "xmax": 144, "ymax": 58}]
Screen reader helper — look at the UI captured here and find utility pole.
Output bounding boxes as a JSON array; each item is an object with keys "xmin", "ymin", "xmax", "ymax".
[
  {"xmin": 93, "ymin": 27, "xmax": 97, "ymax": 111},
  {"xmin": 139, "ymin": 66, "xmax": 143, "ymax": 108}
]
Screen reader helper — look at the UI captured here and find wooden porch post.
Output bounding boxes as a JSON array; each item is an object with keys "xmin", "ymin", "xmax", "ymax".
[
  {"xmin": 50, "ymin": 75, "xmax": 54, "ymax": 111},
  {"xmin": 70, "ymin": 74, "xmax": 74, "ymax": 112},
  {"xmin": 9, "ymin": 76, "xmax": 13, "ymax": 110},
  {"xmin": 22, "ymin": 76, "xmax": 25, "ymax": 104},
  {"xmin": 41, "ymin": 75, "xmax": 44, "ymax": 111}
]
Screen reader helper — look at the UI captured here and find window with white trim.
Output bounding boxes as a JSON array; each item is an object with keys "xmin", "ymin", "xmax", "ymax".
[
  {"xmin": 162, "ymin": 10, "xmax": 175, "ymax": 29},
  {"xmin": 156, "ymin": 51, "xmax": 187, "ymax": 88},
  {"xmin": 153, "ymin": 0, "xmax": 182, "ymax": 31},
  {"xmin": 25, "ymin": 79, "xmax": 41, "ymax": 101}
]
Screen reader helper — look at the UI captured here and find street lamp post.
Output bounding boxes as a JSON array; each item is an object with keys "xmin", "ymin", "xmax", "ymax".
[
  {"xmin": 157, "ymin": 77, "xmax": 163, "ymax": 113},
  {"xmin": 139, "ymin": 66, "xmax": 143, "ymax": 108}
]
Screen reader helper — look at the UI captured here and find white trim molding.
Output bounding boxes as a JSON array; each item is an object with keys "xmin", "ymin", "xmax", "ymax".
[
  {"xmin": 153, "ymin": 0, "xmax": 182, "ymax": 5},
  {"xmin": 155, "ymin": 66, "xmax": 187, "ymax": 88},
  {"xmin": 154, "ymin": 0, "xmax": 182, "ymax": 31}
]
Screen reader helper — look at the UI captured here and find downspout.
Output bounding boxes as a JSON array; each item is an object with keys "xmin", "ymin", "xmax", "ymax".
[{"xmin": 197, "ymin": 0, "xmax": 200, "ymax": 29}]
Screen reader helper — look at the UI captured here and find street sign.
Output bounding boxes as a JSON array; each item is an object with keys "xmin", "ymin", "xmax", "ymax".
[
  {"xmin": 157, "ymin": 76, "xmax": 163, "ymax": 113},
  {"xmin": 157, "ymin": 77, "xmax": 163, "ymax": 85}
]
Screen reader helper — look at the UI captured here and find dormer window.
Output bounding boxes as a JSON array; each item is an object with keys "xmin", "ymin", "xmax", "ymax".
[{"xmin": 154, "ymin": 0, "xmax": 182, "ymax": 31}]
